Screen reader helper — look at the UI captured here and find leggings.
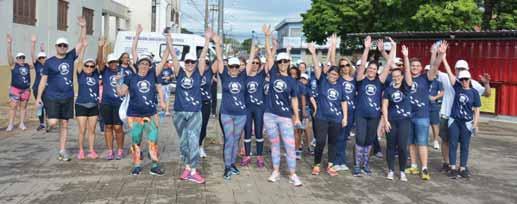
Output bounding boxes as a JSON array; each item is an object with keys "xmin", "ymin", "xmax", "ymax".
[
  {"xmin": 314, "ymin": 118, "xmax": 340, "ymax": 165},
  {"xmin": 128, "ymin": 116, "xmax": 159, "ymax": 168},
  {"xmin": 386, "ymin": 118, "xmax": 410, "ymax": 171},
  {"xmin": 173, "ymin": 111, "xmax": 202, "ymax": 168},
  {"xmin": 211, "ymin": 82, "xmax": 218, "ymax": 115},
  {"xmin": 220, "ymin": 114, "xmax": 247, "ymax": 167},
  {"xmin": 244, "ymin": 107, "xmax": 264, "ymax": 156},
  {"xmin": 335, "ymin": 111, "xmax": 354, "ymax": 165},
  {"xmin": 448, "ymin": 119, "xmax": 472, "ymax": 168},
  {"xmin": 355, "ymin": 115, "xmax": 379, "ymax": 147},
  {"xmin": 199, "ymin": 100, "xmax": 212, "ymax": 146},
  {"xmin": 264, "ymin": 112, "xmax": 296, "ymax": 172}
]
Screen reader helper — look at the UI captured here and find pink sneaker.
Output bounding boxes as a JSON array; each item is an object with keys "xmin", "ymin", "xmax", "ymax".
[
  {"xmin": 188, "ymin": 171, "xmax": 206, "ymax": 184},
  {"xmin": 115, "ymin": 149, "xmax": 124, "ymax": 160},
  {"xmin": 180, "ymin": 168, "xmax": 190, "ymax": 180},
  {"xmin": 77, "ymin": 150, "xmax": 85, "ymax": 160},
  {"xmin": 87, "ymin": 151, "xmax": 98, "ymax": 159},
  {"xmin": 256, "ymin": 156, "xmax": 265, "ymax": 168},
  {"xmin": 240, "ymin": 156, "xmax": 251, "ymax": 166},
  {"xmin": 106, "ymin": 150, "xmax": 114, "ymax": 160}
]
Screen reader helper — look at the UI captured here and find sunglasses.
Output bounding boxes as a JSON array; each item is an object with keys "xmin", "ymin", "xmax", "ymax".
[
  {"xmin": 252, "ymin": 61, "xmax": 260, "ymax": 65},
  {"xmin": 57, "ymin": 43, "xmax": 68, "ymax": 48},
  {"xmin": 339, "ymin": 64, "xmax": 351, "ymax": 68},
  {"xmin": 278, "ymin": 59, "xmax": 290, "ymax": 64},
  {"xmin": 229, "ymin": 65, "xmax": 240, "ymax": 69},
  {"xmin": 38, "ymin": 57, "xmax": 46, "ymax": 60},
  {"xmin": 84, "ymin": 64, "xmax": 96, "ymax": 68},
  {"xmin": 17, "ymin": 56, "xmax": 26, "ymax": 60},
  {"xmin": 185, "ymin": 60, "xmax": 196, "ymax": 65},
  {"xmin": 459, "ymin": 78, "xmax": 470, "ymax": 82}
]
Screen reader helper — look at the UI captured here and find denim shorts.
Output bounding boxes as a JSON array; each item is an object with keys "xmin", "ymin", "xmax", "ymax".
[
  {"xmin": 409, "ymin": 117, "xmax": 430, "ymax": 145},
  {"xmin": 430, "ymin": 110, "xmax": 440, "ymax": 125}
]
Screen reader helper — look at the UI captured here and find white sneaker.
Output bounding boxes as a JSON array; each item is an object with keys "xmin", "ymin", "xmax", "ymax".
[
  {"xmin": 387, "ymin": 171, "xmax": 394, "ymax": 180},
  {"xmin": 6, "ymin": 124, "xmax": 13, "ymax": 132},
  {"xmin": 268, "ymin": 171, "xmax": 280, "ymax": 183},
  {"xmin": 433, "ymin": 140, "xmax": 440, "ymax": 150},
  {"xmin": 19, "ymin": 123, "xmax": 26, "ymax": 130},
  {"xmin": 400, "ymin": 172, "xmax": 408, "ymax": 182},
  {"xmin": 340, "ymin": 165, "xmax": 350, "ymax": 171},
  {"xmin": 289, "ymin": 174, "xmax": 303, "ymax": 187},
  {"xmin": 199, "ymin": 147, "xmax": 207, "ymax": 158}
]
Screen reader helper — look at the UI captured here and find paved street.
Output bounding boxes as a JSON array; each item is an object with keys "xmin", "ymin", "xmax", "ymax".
[{"xmin": 0, "ymin": 115, "xmax": 516, "ymax": 204}]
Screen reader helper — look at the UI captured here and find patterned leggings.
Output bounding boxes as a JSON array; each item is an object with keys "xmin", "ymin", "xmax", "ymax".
[
  {"xmin": 173, "ymin": 111, "xmax": 202, "ymax": 168},
  {"xmin": 220, "ymin": 114, "xmax": 247, "ymax": 167},
  {"xmin": 264, "ymin": 112, "xmax": 296, "ymax": 172},
  {"xmin": 128, "ymin": 116, "xmax": 159, "ymax": 168}
]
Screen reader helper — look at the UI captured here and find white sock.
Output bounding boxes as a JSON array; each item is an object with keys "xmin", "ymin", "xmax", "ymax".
[
  {"xmin": 422, "ymin": 166, "xmax": 428, "ymax": 170},
  {"xmin": 451, "ymin": 165, "xmax": 457, "ymax": 170},
  {"xmin": 411, "ymin": 164, "xmax": 418, "ymax": 168},
  {"xmin": 190, "ymin": 168, "xmax": 196, "ymax": 175}
]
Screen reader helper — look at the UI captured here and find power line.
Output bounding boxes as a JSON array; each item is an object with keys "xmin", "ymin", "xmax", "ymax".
[{"xmin": 186, "ymin": 0, "xmax": 205, "ymax": 19}]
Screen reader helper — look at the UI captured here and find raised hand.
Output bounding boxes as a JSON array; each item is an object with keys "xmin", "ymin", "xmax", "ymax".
[
  {"xmin": 401, "ymin": 45, "xmax": 409, "ymax": 57},
  {"xmin": 387, "ymin": 37, "xmax": 396, "ymax": 46},
  {"xmin": 6, "ymin": 34, "xmax": 12, "ymax": 44},
  {"xmin": 31, "ymin": 35, "xmax": 37, "ymax": 43},
  {"xmin": 98, "ymin": 37, "xmax": 106, "ymax": 47},
  {"xmin": 262, "ymin": 24, "xmax": 271, "ymax": 36},
  {"xmin": 364, "ymin": 36, "xmax": 372, "ymax": 49},
  {"xmin": 376, "ymin": 39, "xmax": 384, "ymax": 51},
  {"xmin": 78, "ymin": 16, "xmax": 86, "ymax": 27},
  {"xmin": 438, "ymin": 40, "xmax": 448, "ymax": 54},
  {"xmin": 136, "ymin": 24, "xmax": 143, "ymax": 35},
  {"xmin": 204, "ymin": 28, "xmax": 214, "ymax": 40},
  {"xmin": 479, "ymin": 73, "xmax": 491, "ymax": 84},
  {"xmin": 307, "ymin": 42, "xmax": 316, "ymax": 54}
]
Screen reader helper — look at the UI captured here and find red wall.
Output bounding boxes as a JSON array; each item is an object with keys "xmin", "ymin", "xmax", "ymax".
[{"xmin": 399, "ymin": 39, "xmax": 517, "ymax": 116}]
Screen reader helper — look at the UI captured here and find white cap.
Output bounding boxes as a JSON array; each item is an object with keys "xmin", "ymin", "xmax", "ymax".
[
  {"xmin": 15, "ymin": 52, "xmax": 26, "ymax": 58},
  {"xmin": 37, "ymin": 52, "xmax": 47, "ymax": 58},
  {"xmin": 424, "ymin": 65, "xmax": 431, "ymax": 70},
  {"xmin": 55, "ymin": 37, "xmax": 69, "ymax": 45},
  {"xmin": 356, "ymin": 60, "xmax": 362, "ymax": 67},
  {"xmin": 383, "ymin": 42, "xmax": 392, "ymax": 51},
  {"xmin": 275, "ymin": 52, "xmax": 290, "ymax": 61},
  {"xmin": 394, "ymin": 57, "xmax": 402, "ymax": 65},
  {"xmin": 185, "ymin": 53, "xmax": 197, "ymax": 61},
  {"xmin": 228, "ymin": 57, "xmax": 240, "ymax": 66},
  {"xmin": 297, "ymin": 59, "xmax": 305, "ymax": 65},
  {"xmin": 107, "ymin": 54, "xmax": 118, "ymax": 63},
  {"xmin": 137, "ymin": 55, "xmax": 152, "ymax": 64},
  {"xmin": 205, "ymin": 56, "xmax": 210, "ymax": 60},
  {"xmin": 457, "ymin": 70, "xmax": 471, "ymax": 79},
  {"xmin": 300, "ymin": 73, "xmax": 309, "ymax": 80},
  {"xmin": 83, "ymin": 58, "xmax": 96, "ymax": 64},
  {"xmin": 455, "ymin": 60, "xmax": 469, "ymax": 70},
  {"xmin": 260, "ymin": 57, "xmax": 266, "ymax": 64}
]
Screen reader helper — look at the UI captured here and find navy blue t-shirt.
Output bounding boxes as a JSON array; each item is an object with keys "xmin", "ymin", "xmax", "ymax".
[
  {"xmin": 32, "ymin": 61, "xmax": 44, "ymax": 91},
  {"xmin": 42, "ymin": 49, "xmax": 77, "ymax": 99},
  {"xmin": 265, "ymin": 65, "xmax": 299, "ymax": 118},
  {"xmin": 339, "ymin": 77, "xmax": 356, "ymax": 112},
  {"xmin": 173, "ymin": 68, "xmax": 202, "ymax": 112},
  {"xmin": 383, "ymin": 83, "xmax": 412, "ymax": 121},
  {"xmin": 316, "ymin": 76, "xmax": 346, "ymax": 123},
  {"xmin": 101, "ymin": 67, "xmax": 124, "ymax": 106},
  {"xmin": 11, "ymin": 63, "xmax": 31, "ymax": 89},
  {"xmin": 355, "ymin": 77, "xmax": 383, "ymax": 118},
  {"xmin": 409, "ymin": 74, "xmax": 431, "ymax": 118},
  {"xmin": 451, "ymin": 81, "xmax": 481, "ymax": 122},
  {"xmin": 125, "ymin": 72, "xmax": 158, "ymax": 117},
  {"xmin": 120, "ymin": 65, "xmax": 134, "ymax": 78},
  {"xmin": 296, "ymin": 81, "xmax": 308, "ymax": 118},
  {"xmin": 220, "ymin": 68, "xmax": 247, "ymax": 115},
  {"xmin": 429, "ymin": 78, "xmax": 443, "ymax": 112},
  {"xmin": 76, "ymin": 71, "xmax": 100, "ymax": 104},
  {"xmin": 159, "ymin": 68, "xmax": 174, "ymax": 85},
  {"xmin": 200, "ymin": 68, "xmax": 214, "ymax": 102},
  {"xmin": 246, "ymin": 70, "xmax": 266, "ymax": 109}
]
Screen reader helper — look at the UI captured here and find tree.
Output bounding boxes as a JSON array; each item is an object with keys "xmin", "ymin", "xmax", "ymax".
[
  {"xmin": 482, "ymin": 0, "xmax": 517, "ymax": 30},
  {"xmin": 180, "ymin": 28, "xmax": 193, "ymax": 34},
  {"xmin": 412, "ymin": 0, "xmax": 482, "ymax": 31},
  {"xmin": 241, "ymin": 38, "xmax": 252, "ymax": 51}
]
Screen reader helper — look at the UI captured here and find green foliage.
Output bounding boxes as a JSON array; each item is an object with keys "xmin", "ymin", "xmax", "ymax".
[
  {"xmin": 241, "ymin": 38, "xmax": 252, "ymax": 51},
  {"xmin": 412, "ymin": 0, "xmax": 482, "ymax": 31}
]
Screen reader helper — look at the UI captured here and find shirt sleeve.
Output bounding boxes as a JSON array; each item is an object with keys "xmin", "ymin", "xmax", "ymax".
[
  {"xmin": 471, "ymin": 80, "xmax": 486, "ymax": 97},
  {"xmin": 290, "ymin": 79, "xmax": 299, "ymax": 97},
  {"xmin": 473, "ymin": 90, "xmax": 481, "ymax": 108},
  {"xmin": 42, "ymin": 61, "xmax": 49, "ymax": 76},
  {"xmin": 438, "ymin": 80, "xmax": 444, "ymax": 91},
  {"xmin": 68, "ymin": 49, "xmax": 78, "ymax": 60}
]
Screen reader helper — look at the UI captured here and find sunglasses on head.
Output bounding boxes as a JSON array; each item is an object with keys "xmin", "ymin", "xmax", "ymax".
[
  {"xmin": 229, "ymin": 65, "xmax": 240, "ymax": 69},
  {"xmin": 57, "ymin": 43, "xmax": 68, "ymax": 48},
  {"xmin": 185, "ymin": 60, "xmax": 196, "ymax": 65},
  {"xmin": 339, "ymin": 64, "xmax": 350, "ymax": 68},
  {"xmin": 17, "ymin": 56, "xmax": 26, "ymax": 60},
  {"xmin": 459, "ymin": 78, "xmax": 470, "ymax": 82},
  {"xmin": 278, "ymin": 59, "xmax": 290, "ymax": 64}
]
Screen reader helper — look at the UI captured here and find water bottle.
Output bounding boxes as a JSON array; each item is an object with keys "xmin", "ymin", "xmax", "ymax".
[
  {"xmin": 118, "ymin": 69, "xmax": 125, "ymax": 85},
  {"xmin": 36, "ymin": 103, "xmax": 43, "ymax": 117}
]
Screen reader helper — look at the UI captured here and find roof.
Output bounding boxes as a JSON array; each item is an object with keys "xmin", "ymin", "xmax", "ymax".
[
  {"xmin": 274, "ymin": 17, "xmax": 303, "ymax": 31},
  {"xmin": 346, "ymin": 30, "xmax": 517, "ymax": 40}
]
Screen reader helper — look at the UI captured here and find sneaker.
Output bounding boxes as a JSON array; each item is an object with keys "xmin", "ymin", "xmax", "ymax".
[
  {"xmin": 230, "ymin": 164, "xmax": 240, "ymax": 175},
  {"xmin": 433, "ymin": 140, "xmax": 440, "ymax": 150},
  {"xmin": 223, "ymin": 167, "xmax": 232, "ymax": 180},
  {"xmin": 115, "ymin": 149, "xmax": 124, "ymax": 160},
  {"xmin": 311, "ymin": 139, "xmax": 316, "ymax": 147},
  {"xmin": 375, "ymin": 152, "xmax": 384, "ymax": 159},
  {"xmin": 311, "ymin": 165, "xmax": 321, "ymax": 175},
  {"xmin": 87, "ymin": 151, "xmax": 98, "ymax": 159},
  {"xmin": 19, "ymin": 123, "xmax": 27, "ymax": 130},
  {"xmin": 421, "ymin": 168, "xmax": 431, "ymax": 180},
  {"xmin": 340, "ymin": 165, "xmax": 350, "ymax": 171},
  {"xmin": 131, "ymin": 166, "xmax": 142, "ymax": 176},
  {"xmin": 105, "ymin": 150, "xmax": 114, "ymax": 160},
  {"xmin": 150, "ymin": 166, "xmax": 165, "ymax": 176},
  {"xmin": 58, "ymin": 150, "xmax": 71, "ymax": 161},
  {"xmin": 295, "ymin": 150, "xmax": 302, "ymax": 160},
  {"xmin": 440, "ymin": 163, "xmax": 451, "ymax": 173},
  {"xmin": 289, "ymin": 174, "xmax": 303, "ymax": 187},
  {"xmin": 448, "ymin": 169, "xmax": 459, "ymax": 179},
  {"xmin": 362, "ymin": 165, "xmax": 372, "ymax": 176},
  {"xmin": 240, "ymin": 156, "xmax": 251, "ymax": 167},
  {"xmin": 459, "ymin": 168, "xmax": 470, "ymax": 179},
  {"xmin": 326, "ymin": 165, "xmax": 338, "ymax": 177},
  {"xmin": 386, "ymin": 171, "xmax": 394, "ymax": 180},
  {"xmin": 405, "ymin": 167, "xmax": 420, "ymax": 175},
  {"xmin": 77, "ymin": 150, "xmax": 85, "ymax": 160},
  {"xmin": 180, "ymin": 168, "xmax": 190, "ymax": 180},
  {"xmin": 37, "ymin": 124, "xmax": 45, "ymax": 131},
  {"xmin": 256, "ymin": 156, "xmax": 265, "ymax": 168},
  {"xmin": 400, "ymin": 172, "xmax": 408, "ymax": 182},
  {"xmin": 187, "ymin": 171, "xmax": 206, "ymax": 184},
  {"xmin": 6, "ymin": 124, "xmax": 13, "ymax": 132},
  {"xmin": 352, "ymin": 166, "xmax": 363, "ymax": 177},
  {"xmin": 268, "ymin": 171, "xmax": 280, "ymax": 182},
  {"xmin": 200, "ymin": 147, "xmax": 207, "ymax": 158}
]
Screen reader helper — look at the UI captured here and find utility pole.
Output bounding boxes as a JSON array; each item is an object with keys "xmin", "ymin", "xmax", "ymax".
[
  {"xmin": 204, "ymin": 0, "xmax": 209, "ymax": 31},
  {"xmin": 209, "ymin": 4, "xmax": 218, "ymax": 29}
]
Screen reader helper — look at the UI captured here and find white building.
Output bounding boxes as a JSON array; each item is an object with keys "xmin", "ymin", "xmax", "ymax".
[{"xmin": 115, "ymin": 0, "xmax": 181, "ymax": 34}]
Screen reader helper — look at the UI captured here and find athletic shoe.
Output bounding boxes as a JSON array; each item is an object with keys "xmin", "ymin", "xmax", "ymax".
[
  {"xmin": 433, "ymin": 140, "xmax": 440, "ymax": 150},
  {"xmin": 268, "ymin": 171, "xmax": 280, "ymax": 182},
  {"xmin": 326, "ymin": 165, "xmax": 338, "ymax": 177},
  {"xmin": 448, "ymin": 169, "xmax": 458, "ymax": 179},
  {"xmin": 19, "ymin": 123, "xmax": 27, "ymax": 130},
  {"xmin": 188, "ymin": 171, "xmax": 206, "ymax": 184},
  {"xmin": 58, "ymin": 150, "xmax": 71, "ymax": 161},
  {"xmin": 459, "ymin": 168, "xmax": 470, "ymax": 179},
  {"xmin": 180, "ymin": 168, "xmax": 190, "ymax": 180},
  {"xmin": 200, "ymin": 147, "xmax": 207, "ymax": 158},
  {"xmin": 105, "ymin": 150, "xmax": 114, "ymax": 160},
  {"xmin": 255, "ymin": 156, "xmax": 264, "ymax": 168},
  {"xmin": 421, "ymin": 169, "xmax": 431, "ymax": 180},
  {"xmin": 115, "ymin": 149, "xmax": 124, "ymax": 160},
  {"xmin": 362, "ymin": 165, "xmax": 372, "ymax": 176},
  {"xmin": 87, "ymin": 151, "xmax": 98, "ymax": 159},
  {"xmin": 405, "ymin": 167, "xmax": 420, "ymax": 175},
  {"xmin": 37, "ymin": 124, "xmax": 45, "ymax": 131},
  {"xmin": 289, "ymin": 175, "xmax": 303, "ymax": 187},
  {"xmin": 311, "ymin": 165, "xmax": 321, "ymax": 175},
  {"xmin": 311, "ymin": 139, "xmax": 316, "ymax": 147},
  {"xmin": 240, "ymin": 156, "xmax": 251, "ymax": 167},
  {"xmin": 335, "ymin": 165, "xmax": 350, "ymax": 171},
  {"xmin": 352, "ymin": 166, "xmax": 363, "ymax": 177},
  {"xmin": 295, "ymin": 150, "xmax": 302, "ymax": 160},
  {"xmin": 386, "ymin": 171, "xmax": 394, "ymax": 180},
  {"xmin": 77, "ymin": 150, "xmax": 85, "ymax": 160},
  {"xmin": 223, "ymin": 167, "xmax": 232, "ymax": 180},
  {"xmin": 131, "ymin": 166, "xmax": 142, "ymax": 176},
  {"xmin": 230, "ymin": 164, "xmax": 240, "ymax": 175},
  {"xmin": 6, "ymin": 124, "xmax": 13, "ymax": 132},
  {"xmin": 375, "ymin": 152, "xmax": 384, "ymax": 159},
  {"xmin": 400, "ymin": 172, "xmax": 408, "ymax": 182},
  {"xmin": 150, "ymin": 166, "xmax": 165, "ymax": 176},
  {"xmin": 440, "ymin": 163, "xmax": 450, "ymax": 173}
]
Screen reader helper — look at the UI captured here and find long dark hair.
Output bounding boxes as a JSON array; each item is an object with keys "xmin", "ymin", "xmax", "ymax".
[{"xmin": 119, "ymin": 52, "xmax": 130, "ymax": 65}]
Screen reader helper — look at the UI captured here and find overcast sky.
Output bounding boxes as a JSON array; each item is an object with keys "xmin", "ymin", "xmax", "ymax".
[{"xmin": 180, "ymin": 0, "xmax": 311, "ymax": 41}]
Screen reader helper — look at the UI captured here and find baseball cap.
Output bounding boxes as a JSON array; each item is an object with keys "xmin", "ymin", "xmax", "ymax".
[
  {"xmin": 137, "ymin": 55, "xmax": 152, "ymax": 64},
  {"xmin": 37, "ymin": 52, "xmax": 47, "ymax": 58},
  {"xmin": 185, "ymin": 53, "xmax": 197, "ymax": 61},
  {"xmin": 424, "ymin": 65, "xmax": 431, "ymax": 70},
  {"xmin": 457, "ymin": 70, "xmax": 471, "ymax": 79},
  {"xmin": 394, "ymin": 57, "xmax": 402, "ymax": 65},
  {"xmin": 55, "ymin": 37, "xmax": 69, "ymax": 45},
  {"xmin": 300, "ymin": 73, "xmax": 309, "ymax": 80},
  {"xmin": 83, "ymin": 58, "xmax": 96, "ymax": 64},
  {"xmin": 260, "ymin": 56, "xmax": 266, "ymax": 64},
  {"xmin": 15, "ymin": 53, "xmax": 26, "ymax": 58},
  {"xmin": 228, "ymin": 57, "xmax": 240, "ymax": 66},
  {"xmin": 355, "ymin": 60, "xmax": 362, "ymax": 67},
  {"xmin": 455, "ymin": 60, "xmax": 469, "ymax": 70},
  {"xmin": 107, "ymin": 54, "xmax": 118, "ymax": 63},
  {"xmin": 275, "ymin": 52, "xmax": 290, "ymax": 61}
]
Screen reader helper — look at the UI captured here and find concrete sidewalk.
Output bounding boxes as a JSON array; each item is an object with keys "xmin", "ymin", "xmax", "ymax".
[{"xmin": 0, "ymin": 116, "xmax": 516, "ymax": 204}]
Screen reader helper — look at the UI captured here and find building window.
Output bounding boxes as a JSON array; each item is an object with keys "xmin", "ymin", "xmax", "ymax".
[
  {"xmin": 290, "ymin": 28, "xmax": 302, "ymax": 37},
  {"xmin": 57, "ymin": 0, "xmax": 69, "ymax": 31},
  {"xmin": 82, "ymin": 7, "xmax": 94, "ymax": 35},
  {"xmin": 13, "ymin": 0, "xmax": 37, "ymax": 25}
]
